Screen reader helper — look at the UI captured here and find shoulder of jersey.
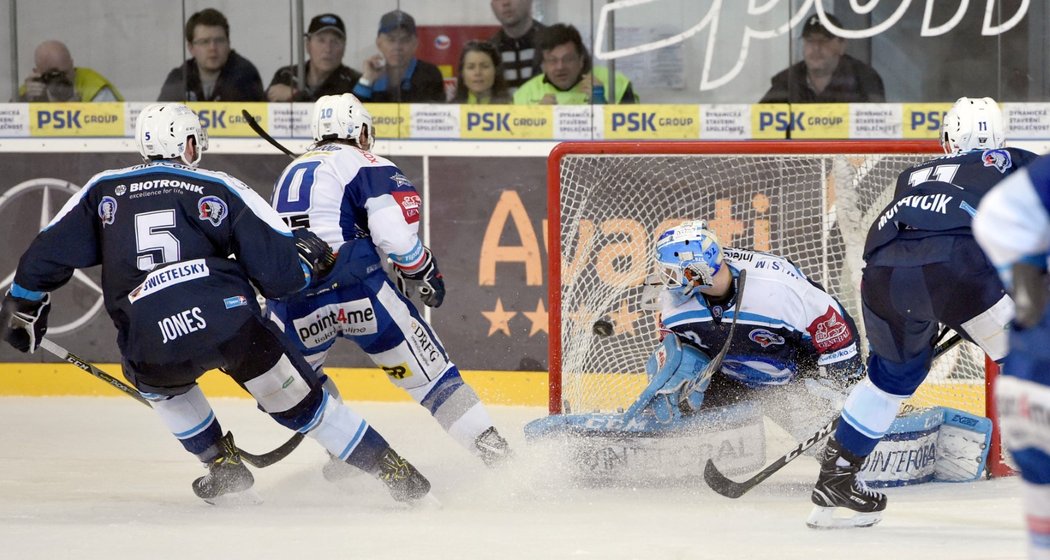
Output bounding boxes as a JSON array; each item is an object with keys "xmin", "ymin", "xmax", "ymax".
[
  {"xmin": 302, "ymin": 144, "xmax": 394, "ymax": 168},
  {"xmin": 723, "ymin": 247, "xmax": 807, "ymax": 279}
]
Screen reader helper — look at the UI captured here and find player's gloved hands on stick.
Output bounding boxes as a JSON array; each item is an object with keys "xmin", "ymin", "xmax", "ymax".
[
  {"xmin": 293, "ymin": 229, "xmax": 336, "ymax": 283},
  {"xmin": 0, "ymin": 291, "xmax": 51, "ymax": 353},
  {"xmin": 395, "ymin": 248, "xmax": 445, "ymax": 308}
]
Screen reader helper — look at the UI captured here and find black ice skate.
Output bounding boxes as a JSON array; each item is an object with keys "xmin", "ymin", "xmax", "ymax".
[
  {"xmin": 475, "ymin": 426, "xmax": 511, "ymax": 468},
  {"xmin": 807, "ymin": 438, "xmax": 886, "ymax": 529},
  {"xmin": 321, "ymin": 452, "xmax": 361, "ymax": 483},
  {"xmin": 376, "ymin": 447, "xmax": 435, "ymax": 506},
  {"xmin": 192, "ymin": 432, "xmax": 260, "ymax": 506}
]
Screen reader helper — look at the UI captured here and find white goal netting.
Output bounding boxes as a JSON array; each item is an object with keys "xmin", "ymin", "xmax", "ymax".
[{"xmin": 550, "ymin": 143, "xmax": 1001, "ymax": 470}]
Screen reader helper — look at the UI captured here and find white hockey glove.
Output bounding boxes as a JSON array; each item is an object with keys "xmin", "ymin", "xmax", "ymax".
[
  {"xmin": 1, "ymin": 291, "xmax": 51, "ymax": 353},
  {"xmin": 394, "ymin": 248, "xmax": 446, "ymax": 308}
]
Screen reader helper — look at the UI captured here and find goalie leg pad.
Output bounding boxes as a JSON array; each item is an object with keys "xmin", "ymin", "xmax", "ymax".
[
  {"xmin": 145, "ymin": 385, "xmax": 224, "ymax": 460},
  {"xmin": 857, "ymin": 406, "xmax": 992, "ymax": 487},
  {"xmin": 624, "ymin": 334, "xmax": 711, "ymax": 423}
]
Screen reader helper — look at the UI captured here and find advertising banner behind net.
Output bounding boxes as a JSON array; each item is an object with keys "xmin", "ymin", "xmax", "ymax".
[{"xmin": 0, "ymin": 153, "xmax": 550, "ymax": 372}]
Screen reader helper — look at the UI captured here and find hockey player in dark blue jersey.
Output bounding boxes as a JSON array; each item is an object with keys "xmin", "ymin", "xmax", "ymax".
[
  {"xmin": 0, "ymin": 103, "xmax": 434, "ymax": 505},
  {"xmin": 975, "ymin": 154, "xmax": 1050, "ymax": 559},
  {"xmin": 807, "ymin": 97, "xmax": 1039, "ymax": 529},
  {"xmin": 267, "ymin": 94, "xmax": 510, "ymax": 478}
]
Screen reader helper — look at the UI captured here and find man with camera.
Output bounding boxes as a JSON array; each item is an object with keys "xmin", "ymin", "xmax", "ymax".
[{"xmin": 17, "ymin": 40, "xmax": 123, "ymax": 103}]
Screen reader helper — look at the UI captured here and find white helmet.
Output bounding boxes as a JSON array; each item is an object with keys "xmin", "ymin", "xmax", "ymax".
[
  {"xmin": 312, "ymin": 93, "xmax": 375, "ymax": 151},
  {"xmin": 654, "ymin": 220, "xmax": 724, "ymax": 297},
  {"xmin": 940, "ymin": 97, "xmax": 1004, "ymax": 155},
  {"xmin": 136, "ymin": 103, "xmax": 208, "ymax": 167}
]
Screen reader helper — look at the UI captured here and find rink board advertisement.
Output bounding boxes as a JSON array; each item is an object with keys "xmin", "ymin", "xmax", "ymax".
[{"xmin": 0, "ymin": 153, "xmax": 549, "ymax": 374}]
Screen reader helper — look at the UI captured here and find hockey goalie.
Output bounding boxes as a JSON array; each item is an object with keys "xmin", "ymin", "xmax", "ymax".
[{"xmin": 526, "ymin": 220, "xmax": 993, "ymax": 488}]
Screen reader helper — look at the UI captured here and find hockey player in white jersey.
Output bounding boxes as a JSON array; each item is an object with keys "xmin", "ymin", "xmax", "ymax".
[
  {"xmin": 0, "ymin": 103, "xmax": 433, "ymax": 505},
  {"xmin": 807, "ymin": 97, "xmax": 1039, "ymax": 529},
  {"xmin": 267, "ymin": 94, "xmax": 510, "ymax": 475},
  {"xmin": 975, "ymin": 153, "xmax": 1050, "ymax": 559},
  {"xmin": 634, "ymin": 220, "xmax": 864, "ymax": 441}
]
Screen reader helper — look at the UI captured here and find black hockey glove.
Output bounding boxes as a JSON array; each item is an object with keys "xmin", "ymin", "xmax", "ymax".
[
  {"xmin": 1, "ymin": 291, "xmax": 51, "ymax": 353},
  {"xmin": 293, "ymin": 229, "xmax": 336, "ymax": 283},
  {"xmin": 394, "ymin": 248, "xmax": 446, "ymax": 308},
  {"xmin": 1012, "ymin": 261, "xmax": 1049, "ymax": 329}
]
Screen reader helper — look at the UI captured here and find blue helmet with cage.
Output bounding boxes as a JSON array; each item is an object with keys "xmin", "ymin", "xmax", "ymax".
[{"xmin": 654, "ymin": 220, "xmax": 724, "ymax": 296}]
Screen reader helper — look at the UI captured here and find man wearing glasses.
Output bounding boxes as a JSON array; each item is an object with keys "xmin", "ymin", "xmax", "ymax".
[{"xmin": 158, "ymin": 8, "xmax": 265, "ymax": 102}]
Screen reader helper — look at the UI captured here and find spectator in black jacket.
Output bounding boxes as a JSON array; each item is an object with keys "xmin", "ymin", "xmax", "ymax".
[
  {"xmin": 759, "ymin": 13, "xmax": 884, "ymax": 103},
  {"xmin": 158, "ymin": 8, "xmax": 265, "ymax": 102},
  {"xmin": 352, "ymin": 10, "xmax": 446, "ymax": 103},
  {"xmin": 489, "ymin": 0, "xmax": 546, "ymax": 91},
  {"xmin": 267, "ymin": 13, "xmax": 362, "ymax": 102}
]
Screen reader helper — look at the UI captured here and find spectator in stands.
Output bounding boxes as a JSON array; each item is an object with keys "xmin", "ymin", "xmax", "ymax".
[
  {"xmin": 353, "ymin": 10, "xmax": 445, "ymax": 103},
  {"xmin": 451, "ymin": 41, "xmax": 511, "ymax": 104},
  {"xmin": 267, "ymin": 13, "xmax": 362, "ymax": 102},
  {"xmin": 158, "ymin": 8, "xmax": 265, "ymax": 102},
  {"xmin": 759, "ymin": 13, "xmax": 884, "ymax": 103},
  {"xmin": 17, "ymin": 40, "xmax": 122, "ymax": 102},
  {"xmin": 513, "ymin": 23, "xmax": 637, "ymax": 105},
  {"xmin": 489, "ymin": 0, "xmax": 545, "ymax": 91}
]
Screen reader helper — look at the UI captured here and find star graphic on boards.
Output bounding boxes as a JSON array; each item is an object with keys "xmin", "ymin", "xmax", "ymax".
[
  {"xmin": 482, "ymin": 298, "xmax": 516, "ymax": 336},
  {"xmin": 522, "ymin": 299, "xmax": 548, "ymax": 337},
  {"xmin": 607, "ymin": 300, "xmax": 641, "ymax": 336}
]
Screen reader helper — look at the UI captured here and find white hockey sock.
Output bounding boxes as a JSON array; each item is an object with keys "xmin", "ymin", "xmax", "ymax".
[
  {"xmin": 446, "ymin": 401, "xmax": 496, "ymax": 453},
  {"xmin": 841, "ymin": 378, "xmax": 907, "ymax": 441},
  {"xmin": 303, "ymin": 392, "xmax": 371, "ymax": 461}
]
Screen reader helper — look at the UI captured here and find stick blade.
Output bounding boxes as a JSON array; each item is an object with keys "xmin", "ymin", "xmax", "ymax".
[{"xmin": 703, "ymin": 458, "xmax": 749, "ymax": 499}]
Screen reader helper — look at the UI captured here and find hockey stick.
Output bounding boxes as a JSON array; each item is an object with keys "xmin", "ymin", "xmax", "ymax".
[
  {"xmin": 703, "ymin": 327, "xmax": 966, "ymax": 498},
  {"xmin": 38, "ymin": 337, "xmax": 304, "ymax": 468},
  {"xmin": 241, "ymin": 109, "xmax": 299, "ymax": 159}
]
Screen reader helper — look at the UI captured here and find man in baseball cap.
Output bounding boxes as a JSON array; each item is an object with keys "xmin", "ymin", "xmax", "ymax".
[
  {"xmin": 266, "ymin": 13, "xmax": 362, "ymax": 102},
  {"xmin": 759, "ymin": 12, "xmax": 885, "ymax": 104},
  {"xmin": 353, "ymin": 9, "xmax": 445, "ymax": 102}
]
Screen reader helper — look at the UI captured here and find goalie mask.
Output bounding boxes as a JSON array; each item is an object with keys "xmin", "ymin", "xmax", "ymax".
[
  {"xmin": 941, "ymin": 97, "xmax": 1004, "ymax": 155},
  {"xmin": 312, "ymin": 93, "xmax": 375, "ymax": 151},
  {"xmin": 655, "ymin": 220, "xmax": 724, "ymax": 296},
  {"xmin": 136, "ymin": 103, "xmax": 208, "ymax": 167}
]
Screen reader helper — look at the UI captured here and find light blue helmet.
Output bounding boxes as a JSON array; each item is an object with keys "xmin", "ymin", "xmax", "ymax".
[{"xmin": 655, "ymin": 220, "xmax": 723, "ymax": 296}]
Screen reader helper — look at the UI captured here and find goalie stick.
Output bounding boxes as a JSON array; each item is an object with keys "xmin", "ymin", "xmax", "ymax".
[
  {"xmin": 241, "ymin": 109, "xmax": 299, "ymax": 159},
  {"xmin": 703, "ymin": 326, "xmax": 965, "ymax": 499},
  {"xmin": 38, "ymin": 338, "xmax": 305, "ymax": 469}
]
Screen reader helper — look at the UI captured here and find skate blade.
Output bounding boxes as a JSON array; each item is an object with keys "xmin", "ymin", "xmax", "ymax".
[
  {"xmin": 203, "ymin": 488, "xmax": 263, "ymax": 507},
  {"xmin": 805, "ymin": 505, "xmax": 882, "ymax": 529},
  {"xmin": 322, "ymin": 458, "xmax": 363, "ymax": 483}
]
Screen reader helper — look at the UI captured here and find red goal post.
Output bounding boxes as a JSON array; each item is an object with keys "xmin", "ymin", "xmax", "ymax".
[{"xmin": 546, "ymin": 140, "xmax": 1011, "ymax": 478}]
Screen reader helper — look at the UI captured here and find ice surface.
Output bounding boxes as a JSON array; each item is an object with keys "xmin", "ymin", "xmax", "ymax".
[{"xmin": 0, "ymin": 397, "xmax": 1027, "ymax": 559}]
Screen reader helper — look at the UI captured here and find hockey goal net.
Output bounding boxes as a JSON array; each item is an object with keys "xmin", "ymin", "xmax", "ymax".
[{"xmin": 547, "ymin": 141, "xmax": 1010, "ymax": 477}]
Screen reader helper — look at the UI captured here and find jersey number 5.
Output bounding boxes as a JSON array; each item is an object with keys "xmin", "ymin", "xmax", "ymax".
[{"xmin": 135, "ymin": 210, "xmax": 180, "ymax": 271}]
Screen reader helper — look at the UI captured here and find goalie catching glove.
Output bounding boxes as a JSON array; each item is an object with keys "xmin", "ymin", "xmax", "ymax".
[
  {"xmin": 394, "ymin": 248, "xmax": 446, "ymax": 308},
  {"xmin": 1, "ymin": 290, "xmax": 51, "ymax": 353},
  {"xmin": 292, "ymin": 229, "xmax": 336, "ymax": 286}
]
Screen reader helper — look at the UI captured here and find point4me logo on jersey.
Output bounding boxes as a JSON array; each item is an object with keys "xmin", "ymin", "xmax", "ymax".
[
  {"xmin": 605, "ymin": 105, "xmax": 699, "ymax": 139},
  {"xmin": 292, "ymin": 299, "xmax": 378, "ymax": 347},
  {"xmin": 807, "ymin": 306, "xmax": 852, "ymax": 352},
  {"xmin": 30, "ymin": 102, "xmax": 123, "ymax": 136}
]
